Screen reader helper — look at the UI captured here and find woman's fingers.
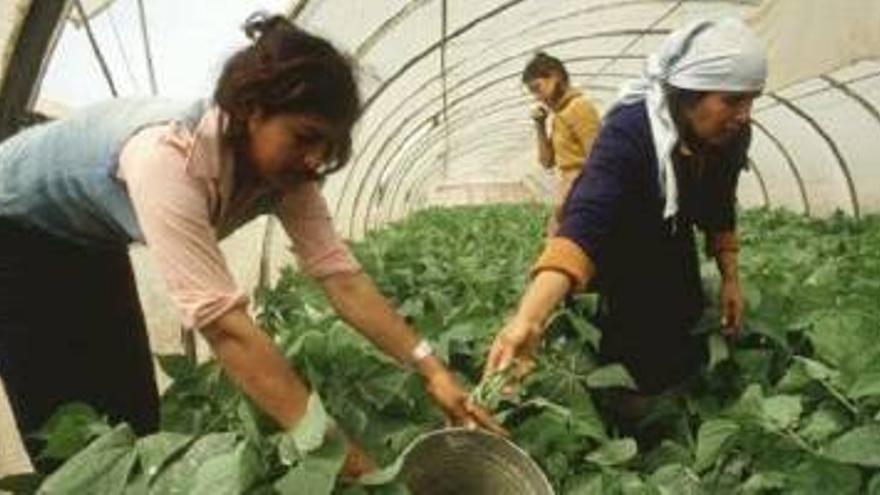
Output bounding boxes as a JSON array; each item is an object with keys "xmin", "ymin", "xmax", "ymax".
[
  {"xmin": 339, "ymin": 437, "xmax": 378, "ymax": 481},
  {"xmin": 464, "ymin": 399, "xmax": 509, "ymax": 436},
  {"xmin": 431, "ymin": 370, "xmax": 509, "ymax": 436},
  {"xmin": 483, "ymin": 338, "xmax": 513, "ymax": 379}
]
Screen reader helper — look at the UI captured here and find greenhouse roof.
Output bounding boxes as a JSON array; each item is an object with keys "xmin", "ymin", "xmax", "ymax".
[{"xmin": 1, "ymin": 0, "xmax": 880, "ymax": 239}]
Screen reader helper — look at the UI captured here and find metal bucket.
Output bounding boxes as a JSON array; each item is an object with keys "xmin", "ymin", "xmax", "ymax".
[{"xmin": 399, "ymin": 428, "xmax": 555, "ymax": 495}]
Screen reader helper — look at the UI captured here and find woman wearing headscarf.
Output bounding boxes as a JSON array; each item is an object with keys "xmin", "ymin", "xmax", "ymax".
[
  {"xmin": 484, "ymin": 18, "xmax": 767, "ymax": 413},
  {"xmin": 0, "ymin": 14, "xmax": 501, "ymax": 474}
]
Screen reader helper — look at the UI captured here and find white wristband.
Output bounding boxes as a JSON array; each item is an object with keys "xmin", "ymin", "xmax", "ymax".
[{"xmin": 411, "ymin": 339, "xmax": 434, "ymax": 363}]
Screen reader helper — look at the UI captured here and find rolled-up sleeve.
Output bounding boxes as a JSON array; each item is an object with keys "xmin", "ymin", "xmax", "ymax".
[
  {"xmin": 531, "ymin": 236, "xmax": 595, "ymax": 290},
  {"xmin": 277, "ymin": 182, "xmax": 361, "ymax": 279},
  {"xmin": 119, "ymin": 126, "xmax": 248, "ymax": 330}
]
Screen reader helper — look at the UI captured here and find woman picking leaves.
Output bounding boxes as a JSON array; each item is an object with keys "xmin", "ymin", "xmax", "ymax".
[
  {"xmin": 0, "ymin": 14, "xmax": 500, "ymax": 475},
  {"xmin": 484, "ymin": 18, "xmax": 766, "ymax": 428}
]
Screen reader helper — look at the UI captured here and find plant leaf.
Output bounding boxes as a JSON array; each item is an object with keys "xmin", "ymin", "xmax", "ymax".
[
  {"xmin": 694, "ymin": 419, "xmax": 740, "ymax": 472},
  {"xmin": 584, "ymin": 438, "xmax": 637, "ymax": 467},
  {"xmin": 0, "ymin": 473, "xmax": 43, "ymax": 494},
  {"xmin": 135, "ymin": 431, "xmax": 192, "ymax": 482},
  {"xmin": 274, "ymin": 430, "xmax": 347, "ymax": 495},
  {"xmin": 847, "ymin": 369, "xmax": 880, "ymax": 399},
  {"xmin": 585, "ymin": 364, "xmax": 637, "ymax": 390},
  {"xmin": 149, "ymin": 433, "xmax": 238, "ymax": 494},
  {"xmin": 761, "ymin": 395, "xmax": 802, "ymax": 431},
  {"xmin": 190, "ymin": 442, "xmax": 264, "ymax": 495},
  {"xmin": 35, "ymin": 403, "xmax": 111, "ymax": 461},
  {"xmin": 823, "ymin": 425, "xmax": 880, "ymax": 467},
  {"xmin": 787, "ymin": 458, "xmax": 862, "ymax": 495},
  {"xmin": 38, "ymin": 424, "xmax": 137, "ymax": 494}
]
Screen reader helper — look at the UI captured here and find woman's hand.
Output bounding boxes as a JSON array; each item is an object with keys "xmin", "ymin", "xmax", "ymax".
[
  {"xmin": 483, "ymin": 270, "xmax": 572, "ymax": 384},
  {"xmin": 340, "ymin": 437, "xmax": 377, "ymax": 479},
  {"xmin": 720, "ymin": 279, "xmax": 744, "ymax": 340},
  {"xmin": 530, "ymin": 104, "xmax": 549, "ymax": 123},
  {"xmin": 422, "ymin": 366, "xmax": 508, "ymax": 436},
  {"xmin": 483, "ymin": 317, "xmax": 542, "ymax": 384}
]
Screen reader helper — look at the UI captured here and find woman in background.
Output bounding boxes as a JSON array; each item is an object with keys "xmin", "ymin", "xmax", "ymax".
[{"xmin": 484, "ymin": 18, "xmax": 766, "ymax": 432}]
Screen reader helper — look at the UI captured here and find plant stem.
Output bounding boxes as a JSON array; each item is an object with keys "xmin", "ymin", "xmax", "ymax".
[{"xmin": 820, "ymin": 379, "xmax": 859, "ymax": 416}]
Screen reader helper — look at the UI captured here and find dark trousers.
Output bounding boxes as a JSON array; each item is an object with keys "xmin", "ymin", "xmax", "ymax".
[{"xmin": 0, "ymin": 218, "xmax": 158, "ymax": 466}]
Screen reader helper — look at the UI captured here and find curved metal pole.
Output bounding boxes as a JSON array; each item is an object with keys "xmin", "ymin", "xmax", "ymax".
[
  {"xmin": 439, "ymin": 0, "xmax": 451, "ymax": 179},
  {"xmin": 394, "ymin": 111, "xmax": 789, "ymax": 226},
  {"xmin": 361, "ymin": 0, "xmax": 528, "ymax": 113},
  {"xmin": 380, "ymin": 69, "xmax": 880, "ymax": 226},
  {"xmin": 753, "ymin": 70, "xmax": 880, "ymax": 114},
  {"xmin": 387, "ymin": 137, "xmax": 545, "ymax": 229},
  {"xmin": 136, "ymin": 0, "xmax": 158, "ymax": 95},
  {"xmin": 369, "ymin": 127, "xmax": 528, "ymax": 226},
  {"xmin": 768, "ymin": 93, "xmax": 860, "ymax": 218},
  {"xmin": 336, "ymin": 31, "xmax": 658, "ymax": 221},
  {"xmin": 342, "ymin": 53, "xmax": 639, "ymax": 213},
  {"xmin": 355, "ymin": 0, "xmax": 434, "ymax": 59},
  {"xmin": 395, "ymin": 140, "xmax": 531, "ymax": 224},
  {"xmin": 375, "ymin": 102, "xmax": 532, "ymax": 223},
  {"xmin": 345, "ymin": 55, "xmax": 636, "ymax": 234},
  {"xmin": 343, "ymin": 0, "xmax": 754, "ymax": 218},
  {"xmin": 594, "ymin": 0, "xmax": 680, "ymax": 74},
  {"xmin": 374, "ymin": 84, "xmax": 618, "ymax": 232},
  {"xmin": 73, "ymin": 0, "xmax": 117, "ymax": 97},
  {"xmin": 288, "ymin": 0, "xmax": 312, "ymax": 21},
  {"xmin": 397, "ymin": 143, "xmax": 770, "ymax": 229},
  {"xmin": 821, "ymin": 75, "xmax": 880, "ymax": 124},
  {"xmin": 344, "ymin": 0, "xmax": 752, "ymax": 231},
  {"xmin": 359, "ymin": 0, "xmax": 654, "ymax": 111},
  {"xmin": 746, "ymin": 158, "xmax": 771, "ymax": 209},
  {"xmin": 0, "ymin": 0, "xmax": 72, "ymax": 140},
  {"xmin": 379, "ymin": 85, "xmax": 620, "ymax": 225},
  {"xmin": 391, "ymin": 70, "xmax": 619, "ymax": 178},
  {"xmin": 346, "ymin": 0, "xmax": 752, "ymax": 194},
  {"xmin": 335, "ymin": 7, "xmax": 669, "ymax": 211},
  {"xmin": 749, "ymin": 118, "xmax": 810, "ymax": 215},
  {"xmin": 375, "ymin": 80, "xmax": 619, "ymax": 216}
]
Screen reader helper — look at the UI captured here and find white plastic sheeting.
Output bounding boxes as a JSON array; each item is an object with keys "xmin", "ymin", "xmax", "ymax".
[
  {"xmin": 750, "ymin": 0, "xmax": 880, "ymax": 91},
  {"xmin": 6, "ymin": 0, "xmax": 880, "ymax": 233},
  {"xmin": 295, "ymin": 0, "xmax": 880, "ymax": 237}
]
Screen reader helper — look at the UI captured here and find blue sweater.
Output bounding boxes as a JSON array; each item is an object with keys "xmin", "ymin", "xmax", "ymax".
[
  {"xmin": 0, "ymin": 99, "xmax": 207, "ymax": 246},
  {"xmin": 558, "ymin": 99, "xmax": 748, "ymax": 392}
]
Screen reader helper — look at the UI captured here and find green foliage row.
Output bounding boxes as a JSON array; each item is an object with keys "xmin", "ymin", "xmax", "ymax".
[{"xmin": 5, "ymin": 205, "xmax": 880, "ymax": 494}]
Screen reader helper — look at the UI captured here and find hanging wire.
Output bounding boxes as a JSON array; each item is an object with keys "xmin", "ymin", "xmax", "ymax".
[
  {"xmin": 289, "ymin": 0, "xmax": 311, "ymax": 21},
  {"xmin": 769, "ymin": 92, "xmax": 861, "ymax": 219},
  {"xmin": 594, "ymin": 0, "xmax": 682, "ymax": 76},
  {"xmin": 136, "ymin": 0, "xmax": 158, "ymax": 95},
  {"xmin": 72, "ymin": 0, "xmax": 118, "ymax": 97},
  {"xmin": 106, "ymin": 7, "xmax": 140, "ymax": 92},
  {"xmin": 356, "ymin": 0, "xmax": 433, "ymax": 60},
  {"xmin": 440, "ymin": 0, "xmax": 451, "ymax": 179}
]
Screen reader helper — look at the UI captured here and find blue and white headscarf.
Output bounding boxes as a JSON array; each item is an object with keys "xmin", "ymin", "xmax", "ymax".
[{"xmin": 616, "ymin": 17, "xmax": 768, "ymax": 220}]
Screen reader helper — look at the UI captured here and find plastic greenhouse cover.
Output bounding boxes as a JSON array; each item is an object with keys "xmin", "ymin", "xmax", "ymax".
[{"xmin": 0, "ymin": 0, "xmax": 875, "ymax": 224}]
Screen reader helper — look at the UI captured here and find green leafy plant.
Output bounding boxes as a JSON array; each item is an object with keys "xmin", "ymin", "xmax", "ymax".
[{"xmin": 5, "ymin": 205, "xmax": 880, "ymax": 494}]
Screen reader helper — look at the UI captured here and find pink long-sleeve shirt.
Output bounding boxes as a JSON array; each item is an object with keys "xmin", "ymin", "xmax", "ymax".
[{"xmin": 117, "ymin": 107, "xmax": 360, "ymax": 330}]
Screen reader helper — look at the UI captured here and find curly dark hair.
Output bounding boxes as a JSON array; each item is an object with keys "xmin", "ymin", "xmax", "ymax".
[
  {"xmin": 521, "ymin": 52, "xmax": 569, "ymax": 85},
  {"xmin": 214, "ymin": 13, "xmax": 361, "ymax": 175}
]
